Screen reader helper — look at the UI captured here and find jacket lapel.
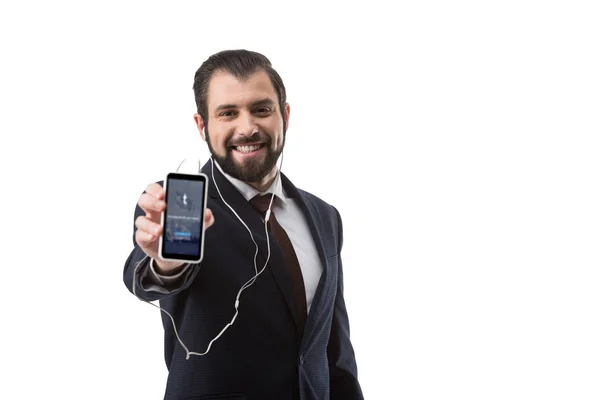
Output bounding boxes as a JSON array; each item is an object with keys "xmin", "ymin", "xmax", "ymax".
[{"xmin": 280, "ymin": 173, "xmax": 330, "ymax": 342}]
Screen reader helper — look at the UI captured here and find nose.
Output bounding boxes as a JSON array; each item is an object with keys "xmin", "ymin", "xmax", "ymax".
[{"xmin": 235, "ymin": 110, "xmax": 258, "ymax": 136}]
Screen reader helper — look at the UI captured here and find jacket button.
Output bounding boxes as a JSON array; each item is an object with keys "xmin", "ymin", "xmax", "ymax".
[{"xmin": 299, "ymin": 354, "xmax": 305, "ymax": 365}]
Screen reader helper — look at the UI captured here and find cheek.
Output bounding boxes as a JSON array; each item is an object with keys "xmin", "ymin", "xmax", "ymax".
[
  {"xmin": 208, "ymin": 126, "xmax": 231, "ymax": 151},
  {"xmin": 266, "ymin": 119, "xmax": 285, "ymax": 145}
]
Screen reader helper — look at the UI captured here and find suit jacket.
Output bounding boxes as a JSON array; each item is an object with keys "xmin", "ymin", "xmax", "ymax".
[{"xmin": 123, "ymin": 161, "xmax": 363, "ymax": 400}]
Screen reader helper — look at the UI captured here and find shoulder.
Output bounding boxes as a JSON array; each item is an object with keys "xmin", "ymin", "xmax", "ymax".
[
  {"xmin": 295, "ymin": 187, "xmax": 342, "ymax": 224},
  {"xmin": 297, "ymin": 188, "xmax": 335, "ymax": 211},
  {"xmin": 282, "ymin": 174, "xmax": 339, "ymax": 216}
]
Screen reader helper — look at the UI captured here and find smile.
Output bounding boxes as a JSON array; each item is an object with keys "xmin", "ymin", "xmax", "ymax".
[{"xmin": 233, "ymin": 144, "xmax": 264, "ymax": 153}]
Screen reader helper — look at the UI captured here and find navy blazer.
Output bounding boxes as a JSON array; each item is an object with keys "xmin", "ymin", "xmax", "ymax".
[{"xmin": 123, "ymin": 161, "xmax": 363, "ymax": 400}]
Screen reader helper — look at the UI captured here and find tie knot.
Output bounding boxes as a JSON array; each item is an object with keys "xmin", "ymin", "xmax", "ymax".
[{"xmin": 250, "ymin": 194, "xmax": 273, "ymax": 214}]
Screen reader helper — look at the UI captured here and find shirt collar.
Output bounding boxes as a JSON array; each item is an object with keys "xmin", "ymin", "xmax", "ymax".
[{"xmin": 214, "ymin": 160, "xmax": 288, "ymax": 205}]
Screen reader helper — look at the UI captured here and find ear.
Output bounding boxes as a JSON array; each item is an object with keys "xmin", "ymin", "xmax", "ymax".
[
  {"xmin": 283, "ymin": 103, "xmax": 291, "ymax": 133},
  {"xmin": 194, "ymin": 113, "xmax": 206, "ymax": 141}
]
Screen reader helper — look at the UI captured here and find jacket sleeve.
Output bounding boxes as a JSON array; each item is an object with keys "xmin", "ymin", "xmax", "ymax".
[
  {"xmin": 327, "ymin": 208, "xmax": 364, "ymax": 399},
  {"xmin": 122, "ymin": 190, "xmax": 200, "ymax": 302}
]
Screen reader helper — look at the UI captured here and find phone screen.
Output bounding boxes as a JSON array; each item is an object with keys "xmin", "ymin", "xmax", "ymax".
[{"xmin": 160, "ymin": 173, "xmax": 208, "ymax": 262}]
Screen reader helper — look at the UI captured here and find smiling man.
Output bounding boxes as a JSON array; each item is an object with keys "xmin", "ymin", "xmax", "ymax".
[
  {"xmin": 123, "ymin": 49, "xmax": 364, "ymax": 400},
  {"xmin": 197, "ymin": 68, "xmax": 288, "ymax": 191}
]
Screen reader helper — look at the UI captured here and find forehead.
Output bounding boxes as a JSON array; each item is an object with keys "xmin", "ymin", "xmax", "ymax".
[{"xmin": 207, "ymin": 70, "xmax": 278, "ymax": 110}]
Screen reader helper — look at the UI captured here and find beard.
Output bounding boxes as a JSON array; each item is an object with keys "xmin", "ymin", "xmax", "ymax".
[{"xmin": 205, "ymin": 128, "xmax": 285, "ymax": 183}]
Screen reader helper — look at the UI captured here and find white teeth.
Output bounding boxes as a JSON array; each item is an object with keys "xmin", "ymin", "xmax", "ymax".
[{"xmin": 236, "ymin": 144, "xmax": 261, "ymax": 153}]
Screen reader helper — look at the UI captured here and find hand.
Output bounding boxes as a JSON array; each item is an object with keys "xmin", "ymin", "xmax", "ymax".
[{"xmin": 135, "ymin": 183, "xmax": 215, "ymax": 275}]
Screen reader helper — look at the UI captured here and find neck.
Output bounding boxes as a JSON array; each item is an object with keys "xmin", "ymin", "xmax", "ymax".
[{"xmin": 247, "ymin": 167, "xmax": 278, "ymax": 192}]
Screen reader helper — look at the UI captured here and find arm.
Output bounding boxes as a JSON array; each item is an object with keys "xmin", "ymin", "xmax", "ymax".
[
  {"xmin": 122, "ymin": 196, "xmax": 200, "ymax": 302},
  {"xmin": 327, "ymin": 209, "xmax": 364, "ymax": 400}
]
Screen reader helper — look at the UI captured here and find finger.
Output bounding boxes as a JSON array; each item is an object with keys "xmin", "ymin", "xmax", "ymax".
[
  {"xmin": 135, "ymin": 215, "xmax": 163, "ymax": 237},
  {"xmin": 138, "ymin": 192, "xmax": 166, "ymax": 216},
  {"xmin": 135, "ymin": 227, "xmax": 158, "ymax": 249},
  {"xmin": 204, "ymin": 208, "xmax": 215, "ymax": 229},
  {"xmin": 145, "ymin": 183, "xmax": 165, "ymax": 200}
]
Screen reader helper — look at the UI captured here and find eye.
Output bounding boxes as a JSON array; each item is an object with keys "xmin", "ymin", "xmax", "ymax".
[
  {"xmin": 254, "ymin": 106, "xmax": 272, "ymax": 116},
  {"xmin": 219, "ymin": 110, "xmax": 236, "ymax": 117}
]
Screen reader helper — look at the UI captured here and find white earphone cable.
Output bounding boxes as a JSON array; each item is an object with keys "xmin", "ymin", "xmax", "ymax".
[{"xmin": 131, "ymin": 153, "xmax": 284, "ymax": 359}]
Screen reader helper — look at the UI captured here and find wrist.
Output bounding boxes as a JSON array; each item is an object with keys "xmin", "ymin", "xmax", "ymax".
[{"xmin": 152, "ymin": 258, "xmax": 185, "ymax": 276}]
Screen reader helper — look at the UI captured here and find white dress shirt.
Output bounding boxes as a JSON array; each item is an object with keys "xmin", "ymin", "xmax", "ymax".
[{"xmin": 147, "ymin": 161, "xmax": 323, "ymax": 312}]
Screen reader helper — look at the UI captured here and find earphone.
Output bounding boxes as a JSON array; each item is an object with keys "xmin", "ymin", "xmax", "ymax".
[{"xmin": 132, "ymin": 153, "xmax": 283, "ymax": 359}]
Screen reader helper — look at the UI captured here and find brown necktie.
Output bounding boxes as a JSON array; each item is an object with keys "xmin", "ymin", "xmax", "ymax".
[{"xmin": 250, "ymin": 194, "xmax": 307, "ymax": 330}]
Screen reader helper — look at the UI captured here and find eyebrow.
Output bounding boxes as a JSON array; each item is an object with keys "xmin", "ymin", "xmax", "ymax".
[{"xmin": 214, "ymin": 98, "xmax": 276, "ymax": 113}]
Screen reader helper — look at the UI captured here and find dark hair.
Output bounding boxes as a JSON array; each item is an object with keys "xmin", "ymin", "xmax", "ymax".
[{"xmin": 193, "ymin": 49, "xmax": 287, "ymax": 130}]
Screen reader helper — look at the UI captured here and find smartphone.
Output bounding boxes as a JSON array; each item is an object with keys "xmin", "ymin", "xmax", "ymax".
[{"xmin": 158, "ymin": 172, "xmax": 209, "ymax": 263}]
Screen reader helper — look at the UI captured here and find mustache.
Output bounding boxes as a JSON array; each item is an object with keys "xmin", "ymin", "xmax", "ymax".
[{"xmin": 227, "ymin": 133, "xmax": 270, "ymax": 147}]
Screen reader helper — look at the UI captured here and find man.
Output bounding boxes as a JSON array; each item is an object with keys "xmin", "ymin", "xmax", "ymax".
[{"xmin": 123, "ymin": 49, "xmax": 363, "ymax": 400}]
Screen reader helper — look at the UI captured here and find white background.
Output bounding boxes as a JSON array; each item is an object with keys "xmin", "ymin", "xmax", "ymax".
[{"xmin": 1, "ymin": 1, "xmax": 599, "ymax": 399}]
